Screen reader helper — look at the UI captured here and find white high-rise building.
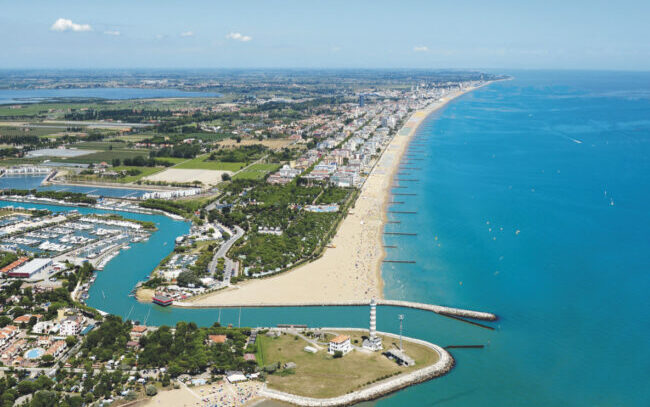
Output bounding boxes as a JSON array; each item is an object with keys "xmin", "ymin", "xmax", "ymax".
[{"xmin": 363, "ymin": 298, "xmax": 383, "ymax": 351}]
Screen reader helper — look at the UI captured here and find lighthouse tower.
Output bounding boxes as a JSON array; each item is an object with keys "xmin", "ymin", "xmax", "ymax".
[{"xmin": 363, "ymin": 298, "xmax": 383, "ymax": 351}]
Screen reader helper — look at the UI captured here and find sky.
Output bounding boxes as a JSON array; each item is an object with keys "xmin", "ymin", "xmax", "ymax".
[{"xmin": 1, "ymin": 0, "xmax": 649, "ymax": 70}]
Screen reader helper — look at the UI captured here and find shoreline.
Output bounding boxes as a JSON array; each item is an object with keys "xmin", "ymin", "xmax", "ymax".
[
  {"xmin": 177, "ymin": 84, "xmax": 491, "ymax": 307},
  {"xmin": 377, "ymin": 81, "xmax": 494, "ymax": 287}
]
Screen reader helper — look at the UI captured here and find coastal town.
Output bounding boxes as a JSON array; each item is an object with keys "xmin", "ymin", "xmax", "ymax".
[{"xmin": 0, "ymin": 70, "xmax": 502, "ymax": 407}]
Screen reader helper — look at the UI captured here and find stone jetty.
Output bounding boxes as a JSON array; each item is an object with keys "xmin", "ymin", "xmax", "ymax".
[{"xmin": 175, "ymin": 299, "xmax": 497, "ymax": 321}]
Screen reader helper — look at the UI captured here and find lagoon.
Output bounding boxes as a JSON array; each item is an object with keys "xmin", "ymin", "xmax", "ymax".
[{"xmin": 0, "ymin": 87, "xmax": 220, "ymax": 105}]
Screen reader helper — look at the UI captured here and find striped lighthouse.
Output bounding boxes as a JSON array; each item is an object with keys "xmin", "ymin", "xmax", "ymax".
[
  {"xmin": 363, "ymin": 298, "xmax": 383, "ymax": 351},
  {"xmin": 369, "ymin": 298, "xmax": 377, "ymax": 338}
]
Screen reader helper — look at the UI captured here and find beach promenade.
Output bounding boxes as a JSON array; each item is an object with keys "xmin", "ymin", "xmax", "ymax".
[{"xmin": 189, "ymin": 85, "xmax": 487, "ymax": 307}]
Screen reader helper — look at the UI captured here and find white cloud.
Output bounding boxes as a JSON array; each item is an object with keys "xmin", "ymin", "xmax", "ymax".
[
  {"xmin": 180, "ymin": 31, "xmax": 194, "ymax": 37},
  {"xmin": 226, "ymin": 32, "xmax": 252, "ymax": 42},
  {"xmin": 50, "ymin": 18, "xmax": 92, "ymax": 32},
  {"xmin": 104, "ymin": 30, "xmax": 120, "ymax": 36},
  {"xmin": 413, "ymin": 46, "xmax": 429, "ymax": 53}
]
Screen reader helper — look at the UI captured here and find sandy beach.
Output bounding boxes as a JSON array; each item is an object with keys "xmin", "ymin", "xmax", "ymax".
[{"xmin": 189, "ymin": 86, "xmax": 482, "ymax": 306}]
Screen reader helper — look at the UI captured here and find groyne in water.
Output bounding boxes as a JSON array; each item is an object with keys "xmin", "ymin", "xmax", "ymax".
[
  {"xmin": 258, "ymin": 329, "xmax": 454, "ymax": 407},
  {"xmin": 175, "ymin": 299, "xmax": 497, "ymax": 322}
]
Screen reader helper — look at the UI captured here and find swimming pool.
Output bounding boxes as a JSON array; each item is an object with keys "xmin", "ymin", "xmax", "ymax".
[{"xmin": 25, "ymin": 348, "xmax": 45, "ymax": 359}]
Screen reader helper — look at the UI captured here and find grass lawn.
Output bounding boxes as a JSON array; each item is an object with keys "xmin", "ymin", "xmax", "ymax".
[
  {"xmin": 256, "ymin": 330, "xmax": 440, "ymax": 398},
  {"xmin": 233, "ymin": 163, "xmax": 280, "ymax": 180},
  {"xmin": 174, "ymin": 155, "xmax": 245, "ymax": 171}
]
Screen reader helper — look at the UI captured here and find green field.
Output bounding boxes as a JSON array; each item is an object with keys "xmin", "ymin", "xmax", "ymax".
[
  {"xmin": 0, "ymin": 126, "xmax": 65, "ymax": 138},
  {"xmin": 67, "ymin": 166, "xmax": 163, "ymax": 183},
  {"xmin": 111, "ymin": 166, "xmax": 164, "ymax": 182},
  {"xmin": 233, "ymin": 163, "xmax": 280, "ymax": 180},
  {"xmin": 154, "ymin": 157, "xmax": 187, "ymax": 165},
  {"xmin": 174, "ymin": 155, "xmax": 245, "ymax": 171},
  {"xmin": 51, "ymin": 150, "xmax": 147, "ymax": 164},
  {"xmin": 256, "ymin": 330, "xmax": 440, "ymax": 398},
  {"xmin": 73, "ymin": 141, "xmax": 142, "ymax": 151}
]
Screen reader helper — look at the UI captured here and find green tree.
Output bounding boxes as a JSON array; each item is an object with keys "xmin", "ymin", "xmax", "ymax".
[
  {"xmin": 30, "ymin": 390, "xmax": 57, "ymax": 407},
  {"xmin": 145, "ymin": 384, "xmax": 158, "ymax": 396},
  {"xmin": 65, "ymin": 336, "xmax": 78, "ymax": 348}
]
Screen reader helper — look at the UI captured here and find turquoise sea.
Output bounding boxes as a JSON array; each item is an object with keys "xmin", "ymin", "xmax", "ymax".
[{"xmin": 1, "ymin": 71, "xmax": 648, "ymax": 406}]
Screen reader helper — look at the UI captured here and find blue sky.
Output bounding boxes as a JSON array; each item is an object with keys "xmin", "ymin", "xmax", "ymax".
[{"xmin": 1, "ymin": 0, "xmax": 649, "ymax": 70}]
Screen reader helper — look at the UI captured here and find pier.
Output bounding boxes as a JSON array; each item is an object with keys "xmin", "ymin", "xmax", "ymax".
[
  {"xmin": 386, "ymin": 221, "xmax": 401, "ymax": 224},
  {"xmin": 175, "ymin": 299, "xmax": 497, "ymax": 321},
  {"xmin": 391, "ymin": 193, "xmax": 417, "ymax": 196},
  {"xmin": 387, "ymin": 211, "xmax": 417, "ymax": 214},
  {"xmin": 437, "ymin": 312, "xmax": 496, "ymax": 330},
  {"xmin": 382, "ymin": 260, "xmax": 416, "ymax": 264},
  {"xmin": 393, "ymin": 178, "xmax": 419, "ymax": 182},
  {"xmin": 383, "ymin": 232, "xmax": 417, "ymax": 236}
]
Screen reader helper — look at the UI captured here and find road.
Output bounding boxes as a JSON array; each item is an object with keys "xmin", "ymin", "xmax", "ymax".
[{"xmin": 208, "ymin": 225, "xmax": 244, "ymax": 285}]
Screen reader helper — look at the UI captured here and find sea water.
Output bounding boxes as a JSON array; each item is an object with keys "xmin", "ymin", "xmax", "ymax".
[{"xmin": 381, "ymin": 70, "xmax": 650, "ymax": 406}]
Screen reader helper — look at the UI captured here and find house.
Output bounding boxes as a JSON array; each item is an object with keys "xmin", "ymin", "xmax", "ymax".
[
  {"xmin": 32, "ymin": 320, "xmax": 59, "ymax": 334},
  {"xmin": 45, "ymin": 340, "xmax": 67, "ymax": 358},
  {"xmin": 13, "ymin": 314, "xmax": 42, "ymax": 325},
  {"xmin": 130, "ymin": 325, "xmax": 148, "ymax": 340},
  {"xmin": 0, "ymin": 326, "xmax": 18, "ymax": 346},
  {"xmin": 328, "ymin": 334, "xmax": 352, "ymax": 355}
]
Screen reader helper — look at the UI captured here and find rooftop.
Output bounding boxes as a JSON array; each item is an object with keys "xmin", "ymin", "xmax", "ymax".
[{"xmin": 329, "ymin": 334, "xmax": 350, "ymax": 344}]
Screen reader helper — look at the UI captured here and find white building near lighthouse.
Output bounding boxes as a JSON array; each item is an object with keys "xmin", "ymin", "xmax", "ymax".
[
  {"xmin": 328, "ymin": 335, "xmax": 352, "ymax": 355},
  {"xmin": 363, "ymin": 298, "xmax": 383, "ymax": 351}
]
